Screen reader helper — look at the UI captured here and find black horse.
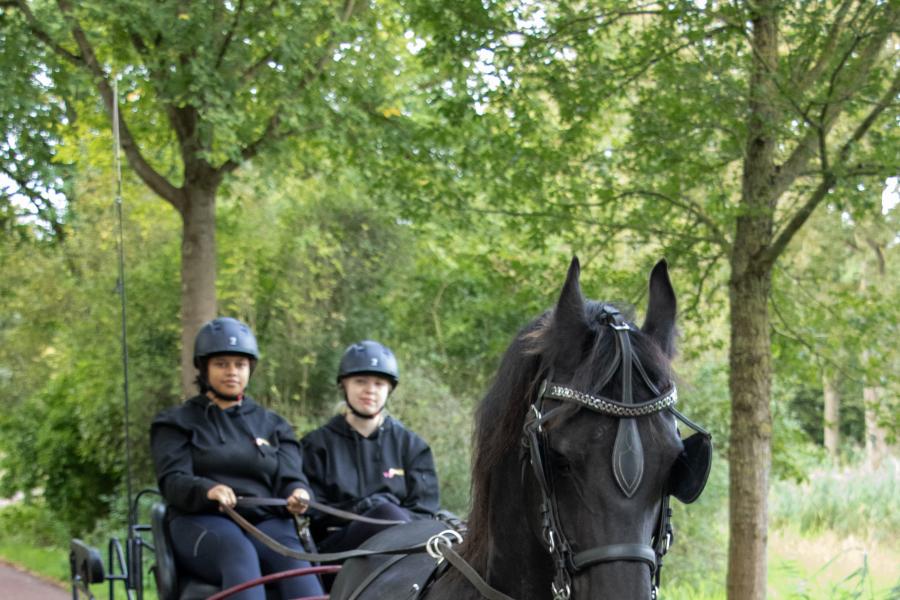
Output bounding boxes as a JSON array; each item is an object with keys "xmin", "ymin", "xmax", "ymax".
[{"xmin": 330, "ymin": 258, "xmax": 711, "ymax": 600}]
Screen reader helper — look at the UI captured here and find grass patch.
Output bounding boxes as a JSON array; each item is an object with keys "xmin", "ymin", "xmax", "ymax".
[
  {"xmin": 0, "ymin": 500, "xmax": 71, "ymax": 586},
  {"xmin": 0, "ymin": 539, "xmax": 69, "ymax": 586},
  {"xmin": 0, "ymin": 499, "xmax": 157, "ymax": 599},
  {"xmin": 769, "ymin": 528, "xmax": 900, "ymax": 599},
  {"xmin": 768, "ymin": 455, "xmax": 900, "ymax": 600}
]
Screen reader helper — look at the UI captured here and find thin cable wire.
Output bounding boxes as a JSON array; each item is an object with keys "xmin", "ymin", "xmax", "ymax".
[{"xmin": 112, "ymin": 78, "xmax": 135, "ymax": 533}]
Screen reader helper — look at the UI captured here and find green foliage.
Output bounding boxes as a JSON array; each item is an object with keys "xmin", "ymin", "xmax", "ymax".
[
  {"xmin": 215, "ymin": 167, "xmax": 418, "ymax": 417},
  {"xmin": 0, "ymin": 164, "xmax": 180, "ymax": 534},
  {"xmin": 0, "ymin": 6, "xmax": 73, "ymax": 240},
  {"xmin": 0, "ymin": 500, "xmax": 68, "ymax": 547},
  {"xmin": 771, "ymin": 204, "xmax": 900, "ymax": 452},
  {"xmin": 387, "ymin": 365, "xmax": 474, "ymax": 515}
]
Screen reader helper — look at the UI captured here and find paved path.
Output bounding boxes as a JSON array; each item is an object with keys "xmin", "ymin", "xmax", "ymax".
[{"xmin": 0, "ymin": 560, "xmax": 70, "ymax": 599}]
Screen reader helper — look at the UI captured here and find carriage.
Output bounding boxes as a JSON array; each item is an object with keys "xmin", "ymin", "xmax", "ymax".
[
  {"xmin": 68, "ymin": 487, "xmax": 337, "ymax": 600},
  {"xmin": 69, "ymin": 258, "xmax": 712, "ymax": 600}
]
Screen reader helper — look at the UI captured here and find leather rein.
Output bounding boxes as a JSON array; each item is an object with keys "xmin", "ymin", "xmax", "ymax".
[{"xmin": 235, "ymin": 496, "xmax": 407, "ymax": 526}]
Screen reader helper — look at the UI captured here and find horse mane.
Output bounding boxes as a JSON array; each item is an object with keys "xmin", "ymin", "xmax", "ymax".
[{"xmin": 460, "ymin": 299, "xmax": 674, "ymax": 573}]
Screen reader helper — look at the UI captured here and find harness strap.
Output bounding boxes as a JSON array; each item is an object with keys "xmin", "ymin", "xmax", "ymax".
[
  {"xmin": 669, "ymin": 407, "xmax": 711, "ymax": 437},
  {"xmin": 345, "ymin": 555, "xmax": 407, "ymax": 600},
  {"xmin": 439, "ymin": 545, "xmax": 517, "ymax": 600},
  {"xmin": 572, "ymin": 544, "xmax": 658, "ymax": 571}
]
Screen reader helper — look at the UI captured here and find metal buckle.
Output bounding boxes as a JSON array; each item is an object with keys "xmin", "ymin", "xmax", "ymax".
[
  {"xmin": 551, "ymin": 581, "xmax": 571, "ymax": 600},
  {"xmin": 425, "ymin": 529, "xmax": 464, "ymax": 564},
  {"xmin": 531, "ymin": 404, "xmax": 543, "ymax": 433},
  {"xmin": 544, "ymin": 527, "xmax": 556, "ymax": 554}
]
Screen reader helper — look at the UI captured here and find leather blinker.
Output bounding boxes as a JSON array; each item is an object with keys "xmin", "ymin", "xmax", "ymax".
[{"xmin": 668, "ymin": 431, "xmax": 712, "ymax": 504}]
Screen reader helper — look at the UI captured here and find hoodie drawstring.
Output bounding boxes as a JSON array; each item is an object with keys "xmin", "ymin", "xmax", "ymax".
[{"xmin": 204, "ymin": 402, "xmax": 226, "ymax": 443}]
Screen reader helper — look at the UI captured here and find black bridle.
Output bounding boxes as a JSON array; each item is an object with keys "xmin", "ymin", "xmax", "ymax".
[{"xmin": 521, "ymin": 307, "xmax": 709, "ymax": 600}]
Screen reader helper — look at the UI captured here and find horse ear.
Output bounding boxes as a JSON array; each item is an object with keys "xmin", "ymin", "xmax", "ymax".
[
  {"xmin": 641, "ymin": 259, "xmax": 677, "ymax": 356},
  {"xmin": 553, "ymin": 257, "xmax": 587, "ymax": 333}
]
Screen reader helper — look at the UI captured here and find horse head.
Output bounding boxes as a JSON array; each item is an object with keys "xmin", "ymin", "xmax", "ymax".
[{"xmin": 465, "ymin": 257, "xmax": 711, "ymax": 600}]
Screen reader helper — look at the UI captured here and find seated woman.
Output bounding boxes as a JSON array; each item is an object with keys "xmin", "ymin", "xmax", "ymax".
[
  {"xmin": 301, "ymin": 340, "xmax": 440, "ymax": 553},
  {"xmin": 150, "ymin": 317, "xmax": 323, "ymax": 600}
]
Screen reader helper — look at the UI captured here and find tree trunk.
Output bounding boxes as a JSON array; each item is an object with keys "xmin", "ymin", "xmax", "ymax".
[
  {"xmin": 727, "ymin": 3, "xmax": 779, "ymax": 597},
  {"xmin": 822, "ymin": 370, "xmax": 840, "ymax": 460},
  {"xmin": 859, "ymin": 238, "xmax": 889, "ymax": 469},
  {"xmin": 179, "ymin": 184, "xmax": 218, "ymax": 397},
  {"xmin": 727, "ymin": 268, "xmax": 772, "ymax": 600},
  {"xmin": 860, "ymin": 342, "xmax": 888, "ymax": 471},
  {"xmin": 863, "ymin": 384, "xmax": 888, "ymax": 469}
]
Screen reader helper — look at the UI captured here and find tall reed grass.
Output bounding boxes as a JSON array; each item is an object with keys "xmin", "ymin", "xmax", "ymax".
[{"xmin": 770, "ymin": 456, "xmax": 900, "ymax": 543}]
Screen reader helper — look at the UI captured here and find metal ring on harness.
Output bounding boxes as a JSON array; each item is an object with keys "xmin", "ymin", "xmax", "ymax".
[
  {"xmin": 425, "ymin": 529, "xmax": 464, "ymax": 562},
  {"xmin": 551, "ymin": 581, "xmax": 571, "ymax": 600}
]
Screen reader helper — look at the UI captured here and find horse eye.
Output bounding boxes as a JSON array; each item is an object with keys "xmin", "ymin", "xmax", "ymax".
[{"xmin": 547, "ymin": 447, "xmax": 573, "ymax": 474}]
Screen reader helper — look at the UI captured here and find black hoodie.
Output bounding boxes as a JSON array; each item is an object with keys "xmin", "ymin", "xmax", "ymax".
[
  {"xmin": 150, "ymin": 394, "xmax": 311, "ymax": 523},
  {"xmin": 301, "ymin": 415, "xmax": 440, "ymax": 536}
]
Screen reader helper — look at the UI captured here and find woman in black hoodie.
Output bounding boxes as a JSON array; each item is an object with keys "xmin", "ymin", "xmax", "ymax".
[
  {"xmin": 150, "ymin": 317, "xmax": 323, "ymax": 600},
  {"xmin": 301, "ymin": 340, "xmax": 440, "ymax": 553}
]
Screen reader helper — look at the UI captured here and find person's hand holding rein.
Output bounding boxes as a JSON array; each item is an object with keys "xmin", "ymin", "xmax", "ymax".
[
  {"xmin": 286, "ymin": 488, "xmax": 311, "ymax": 515},
  {"xmin": 207, "ymin": 483, "xmax": 237, "ymax": 509}
]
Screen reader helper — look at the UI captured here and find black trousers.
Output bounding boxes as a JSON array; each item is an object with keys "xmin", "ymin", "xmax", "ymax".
[{"xmin": 170, "ymin": 513, "xmax": 324, "ymax": 600}]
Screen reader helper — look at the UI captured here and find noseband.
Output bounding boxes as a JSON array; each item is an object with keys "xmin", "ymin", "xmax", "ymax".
[{"xmin": 521, "ymin": 307, "xmax": 708, "ymax": 600}]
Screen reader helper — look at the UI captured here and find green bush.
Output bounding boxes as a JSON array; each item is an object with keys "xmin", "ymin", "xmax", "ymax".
[
  {"xmin": 388, "ymin": 364, "xmax": 474, "ymax": 516},
  {"xmin": 0, "ymin": 500, "xmax": 68, "ymax": 547}
]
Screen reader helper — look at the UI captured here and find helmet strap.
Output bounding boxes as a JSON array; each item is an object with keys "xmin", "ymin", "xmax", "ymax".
[
  {"xmin": 209, "ymin": 386, "xmax": 244, "ymax": 404},
  {"xmin": 344, "ymin": 397, "xmax": 384, "ymax": 420}
]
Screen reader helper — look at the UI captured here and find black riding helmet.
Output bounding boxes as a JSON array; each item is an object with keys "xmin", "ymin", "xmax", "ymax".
[
  {"xmin": 336, "ymin": 340, "xmax": 399, "ymax": 389},
  {"xmin": 194, "ymin": 317, "xmax": 259, "ymax": 395}
]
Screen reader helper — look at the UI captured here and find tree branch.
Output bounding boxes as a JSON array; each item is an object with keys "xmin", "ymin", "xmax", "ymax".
[
  {"xmin": 680, "ymin": 252, "xmax": 727, "ymax": 320},
  {"xmin": 215, "ymin": 0, "xmax": 246, "ymax": 69},
  {"xmin": 771, "ymin": 7, "xmax": 896, "ymax": 201},
  {"xmin": 762, "ymin": 69, "xmax": 900, "ymax": 270},
  {"xmin": 14, "ymin": 0, "xmax": 82, "ymax": 66},
  {"xmin": 219, "ymin": 115, "xmax": 325, "ymax": 174},
  {"xmin": 219, "ymin": 0, "xmax": 358, "ymax": 175},
  {"xmin": 219, "ymin": 110, "xmax": 282, "ymax": 173},
  {"xmin": 1, "ymin": 164, "xmax": 52, "ymax": 208},
  {"xmin": 791, "ymin": 0, "xmax": 856, "ymax": 93},
  {"xmin": 615, "ymin": 189, "xmax": 730, "ymax": 248},
  {"xmin": 770, "ymin": 296, "xmax": 863, "ymax": 386},
  {"xmin": 52, "ymin": 0, "xmax": 184, "ymax": 211}
]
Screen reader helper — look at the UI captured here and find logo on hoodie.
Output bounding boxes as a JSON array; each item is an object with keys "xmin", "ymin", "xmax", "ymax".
[{"xmin": 383, "ymin": 467, "xmax": 404, "ymax": 479}]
